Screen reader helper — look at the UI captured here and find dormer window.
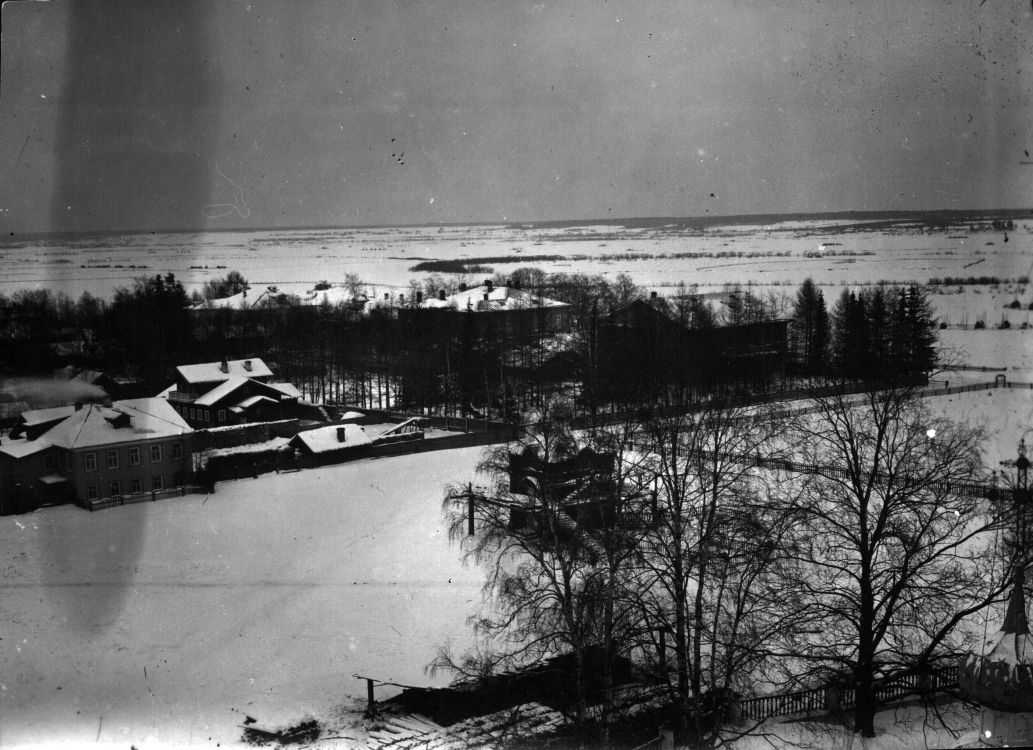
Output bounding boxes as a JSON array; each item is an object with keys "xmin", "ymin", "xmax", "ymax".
[{"xmin": 104, "ymin": 411, "xmax": 131, "ymax": 429}]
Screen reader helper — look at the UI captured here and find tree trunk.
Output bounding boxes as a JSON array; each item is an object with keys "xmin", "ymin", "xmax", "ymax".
[{"xmin": 855, "ymin": 558, "xmax": 877, "ymax": 737}]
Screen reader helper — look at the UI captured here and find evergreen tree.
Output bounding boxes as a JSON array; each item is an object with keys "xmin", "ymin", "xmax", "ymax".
[
  {"xmin": 109, "ymin": 273, "xmax": 193, "ymax": 384},
  {"xmin": 902, "ymin": 285, "xmax": 937, "ymax": 380},
  {"xmin": 861, "ymin": 286, "xmax": 890, "ymax": 380},
  {"xmin": 831, "ymin": 290, "xmax": 867, "ymax": 379},
  {"xmin": 792, "ymin": 278, "xmax": 830, "ymax": 374}
]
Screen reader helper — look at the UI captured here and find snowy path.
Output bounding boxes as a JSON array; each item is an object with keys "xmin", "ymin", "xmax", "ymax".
[{"xmin": 0, "ymin": 447, "xmax": 488, "ymax": 747}]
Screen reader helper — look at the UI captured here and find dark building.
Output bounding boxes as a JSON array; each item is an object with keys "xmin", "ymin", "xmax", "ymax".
[{"xmin": 597, "ymin": 299, "xmax": 790, "ymax": 403}]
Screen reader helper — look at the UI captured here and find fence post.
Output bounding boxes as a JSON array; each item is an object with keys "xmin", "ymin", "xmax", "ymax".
[
  {"xmin": 824, "ymin": 685, "xmax": 840, "ymax": 712},
  {"xmin": 366, "ymin": 678, "xmax": 376, "ymax": 715},
  {"xmin": 468, "ymin": 483, "xmax": 475, "ymax": 536},
  {"xmin": 659, "ymin": 725, "xmax": 675, "ymax": 750}
]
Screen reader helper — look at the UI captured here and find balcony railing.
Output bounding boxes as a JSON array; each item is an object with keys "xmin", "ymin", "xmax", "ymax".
[{"xmin": 167, "ymin": 390, "xmax": 196, "ymax": 404}]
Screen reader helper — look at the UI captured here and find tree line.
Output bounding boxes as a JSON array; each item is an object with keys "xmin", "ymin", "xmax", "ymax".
[
  {"xmin": 0, "ymin": 270, "xmax": 937, "ymax": 420},
  {"xmin": 791, "ymin": 278, "xmax": 937, "ymax": 383}
]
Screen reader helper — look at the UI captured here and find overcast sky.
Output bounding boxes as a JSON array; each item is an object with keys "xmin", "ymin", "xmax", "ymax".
[{"xmin": 1, "ymin": 0, "xmax": 1031, "ymax": 234}]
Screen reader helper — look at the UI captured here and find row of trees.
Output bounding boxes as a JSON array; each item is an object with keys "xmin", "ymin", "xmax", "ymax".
[
  {"xmin": 1, "ymin": 269, "xmax": 937, "ymax": 419},
  {"xmin": 792, "ymin": 279, "xmax": 937, "ymax": 382},
  {"xmin": 440, "ymin": 385, "xmax": 1013, "ymax": 747}
]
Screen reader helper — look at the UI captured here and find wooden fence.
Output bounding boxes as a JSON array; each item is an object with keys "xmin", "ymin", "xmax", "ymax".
[
  {"xmin": 79, "ymin": 484, "xmax": 213, "ymax": 512},
  {"xmin": 202, "ymin": 422, "xmax": 522, "ymax": 483},
  {"xmin": 740, "ymin": 664, "xmax": 958, "ymax": 721}
]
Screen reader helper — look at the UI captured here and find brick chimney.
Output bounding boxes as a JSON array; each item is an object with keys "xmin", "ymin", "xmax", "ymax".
[
  {"xmin": 459, "ymin": 282, "xmax": 467, "ymax": 292},
  {"xmin": 416, "ymin": 291, "xmax": 423, "ymax": 304},
  {"xmin": 486, "ymin": 279, "xmax": 494, "ymax": 292},
  {"xmin": 438, "ymin": 290, "xmax": 446, "ymax": 301},
  {"xmin": 337, "ymin": 426, "xmax": 346, "ymax": 443},
  {"xmin": 220, "ymin": 356, "xmax": 229, "ymax": 374},
  {"xmin": 243, "ymin": 360, "xmax": 252, "ymax": 372}
]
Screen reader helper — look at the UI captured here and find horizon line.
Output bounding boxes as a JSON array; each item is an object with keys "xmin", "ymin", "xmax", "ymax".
[{"xmin": 4, "ymin": 206, "xmax": 1032, "ymax": 240}]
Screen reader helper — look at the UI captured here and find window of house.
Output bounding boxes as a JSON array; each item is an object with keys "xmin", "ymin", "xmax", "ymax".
[
  {"xmin": 204, "ymin": 410, "xmax": 210, "ymax": 422},
  {"xmin": 43, "ymin": 454, "xmax": 55, "ymax": 472},
  {"xmin": 106, "ymin": 449, "xmax": 119, "ymax": 469},
  {"xmin": 218, "ymin": 410, "xmax": 226, "ymax": 422},
  {"xmin": 150, "ymin": 444, "xmax": 162, "ymax": 462},
  {"xmin": 171, "ymin": 442, "xmax": 182, "ymax": 460},
  {"xmin": 128, "ymin": 446, "xmax": 140, "ymax": 466},
  {"xmin": 152, "ymin": 475, "xmax": 164, "ymax": 491},
  {"xmin": 84, "ymin": 452, "xmax": 97, "ymax": 472},
  {"xmin": 189, "ymin": 408, "xmax": 196, "ymax": 420},
  {"xmin": 108, "ymin": 481, "xmax": 121, "ymax": 497},
  {"xmin": 130, "ymin": 478, "xmax": 142, "ymax": 494},
  {"xmin": 86, "ymin": 484, "xmax": 98, "ymax": 500}
]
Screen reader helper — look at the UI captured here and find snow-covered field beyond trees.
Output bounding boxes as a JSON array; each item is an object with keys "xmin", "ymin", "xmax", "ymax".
[{"xmin": 0, "ymin": 448, "xmax": 487, "ymax": 748}]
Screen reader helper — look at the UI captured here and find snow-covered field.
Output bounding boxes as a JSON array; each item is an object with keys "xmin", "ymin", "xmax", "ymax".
[
  {"xmin": 2, "ymin": 220, "xmax": 1029, "ymax": 305},
  {"xmin": 0, "ymin": 447, "xmax": 487, "ymax": 747}
]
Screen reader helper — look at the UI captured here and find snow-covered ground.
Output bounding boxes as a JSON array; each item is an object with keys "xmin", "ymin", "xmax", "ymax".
[
  {"xmin": 0, "ymin": 447, "xmax": 488, "ymax": 748},
  {"xmin": 730, "ymin": 699, "xmax": 986, "ymax": 750}
]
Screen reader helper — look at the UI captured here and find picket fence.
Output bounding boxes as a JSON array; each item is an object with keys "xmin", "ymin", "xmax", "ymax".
[{"xmin": 80, "ymin": 484, "xmax": 212, "ymax": 512}]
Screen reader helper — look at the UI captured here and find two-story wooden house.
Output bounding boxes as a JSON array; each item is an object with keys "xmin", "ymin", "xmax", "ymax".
[
  {"xmin": 162, "ymin": 357, "xmax": 304, "ymax": 428},
  {"xmin": 0, "ymin": 398, "xmax": 193, "ymax": 515}
]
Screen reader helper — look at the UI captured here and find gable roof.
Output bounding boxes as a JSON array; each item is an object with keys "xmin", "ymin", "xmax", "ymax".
[
  {"xmin": 192, "ymin": 376, "xmax": 249, "ymax": 407},
  {"xmin": 235, "ymin": 395, "xmax": 278, "ymax": 410},
  {"xmin": 176, "ymin": 358, "xmax": 273, "ymax": 384}
]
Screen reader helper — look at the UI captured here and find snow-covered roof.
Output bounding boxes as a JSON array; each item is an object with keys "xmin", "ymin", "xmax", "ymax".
[
  {"xmin": 420, "ymin": 285, "xmax": 568, "ymax": 312},
  {"xmin": 235, "ymin": 395, "xmax": 278, "ymax": 410},
  {"xmin": 19, "ymin": 405, "xmax": 76, "ymax": 427},
  {"xmin": 193, "ymin": 376, "xmax": 249, "ymax": 407},
  {"xmin": 176, "ymin": 359, "xmax": 273, "ymax": 384},
  {"xmin": 2, "ymin": 399, "xmax": 192, "ymax": 457},
  {"xmin": 190, "ymin": 288, "xmax": 276, "ymax": 311},
  {"xmin": 265, "ymin": 381, "xmax": 302, "ymax": 399},
  {"xmin": 0, "ymin": 437, "xmax": 53, "ymax": 458},
  {"xmin": 44, "ymin": 399, "xmax": 192, "ymax": 449},
  {"xmin": 298, "ymin": 287, "xmax": 366, "ymax": 307},
  {"xmin": 291, "ymin": 424, "xmax": 372, "ymax": 454}
]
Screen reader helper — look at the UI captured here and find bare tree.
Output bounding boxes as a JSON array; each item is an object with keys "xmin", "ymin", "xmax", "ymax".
[
  {"xmin": 636, "ymin": 399, "xmax": 801, "ymax": 747},
  {"xmin": 783, "ymin": 386, "xmax": 1012, "ymax": 737},
  {"xmin": 435, "ymin": 401, "xmax": 650, "ymax": 739}
]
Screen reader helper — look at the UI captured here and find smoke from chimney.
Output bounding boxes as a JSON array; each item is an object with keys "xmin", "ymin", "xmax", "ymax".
[{"xmin": 2, "ymin": 378, "xmax": 108, "ymax": 408}]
